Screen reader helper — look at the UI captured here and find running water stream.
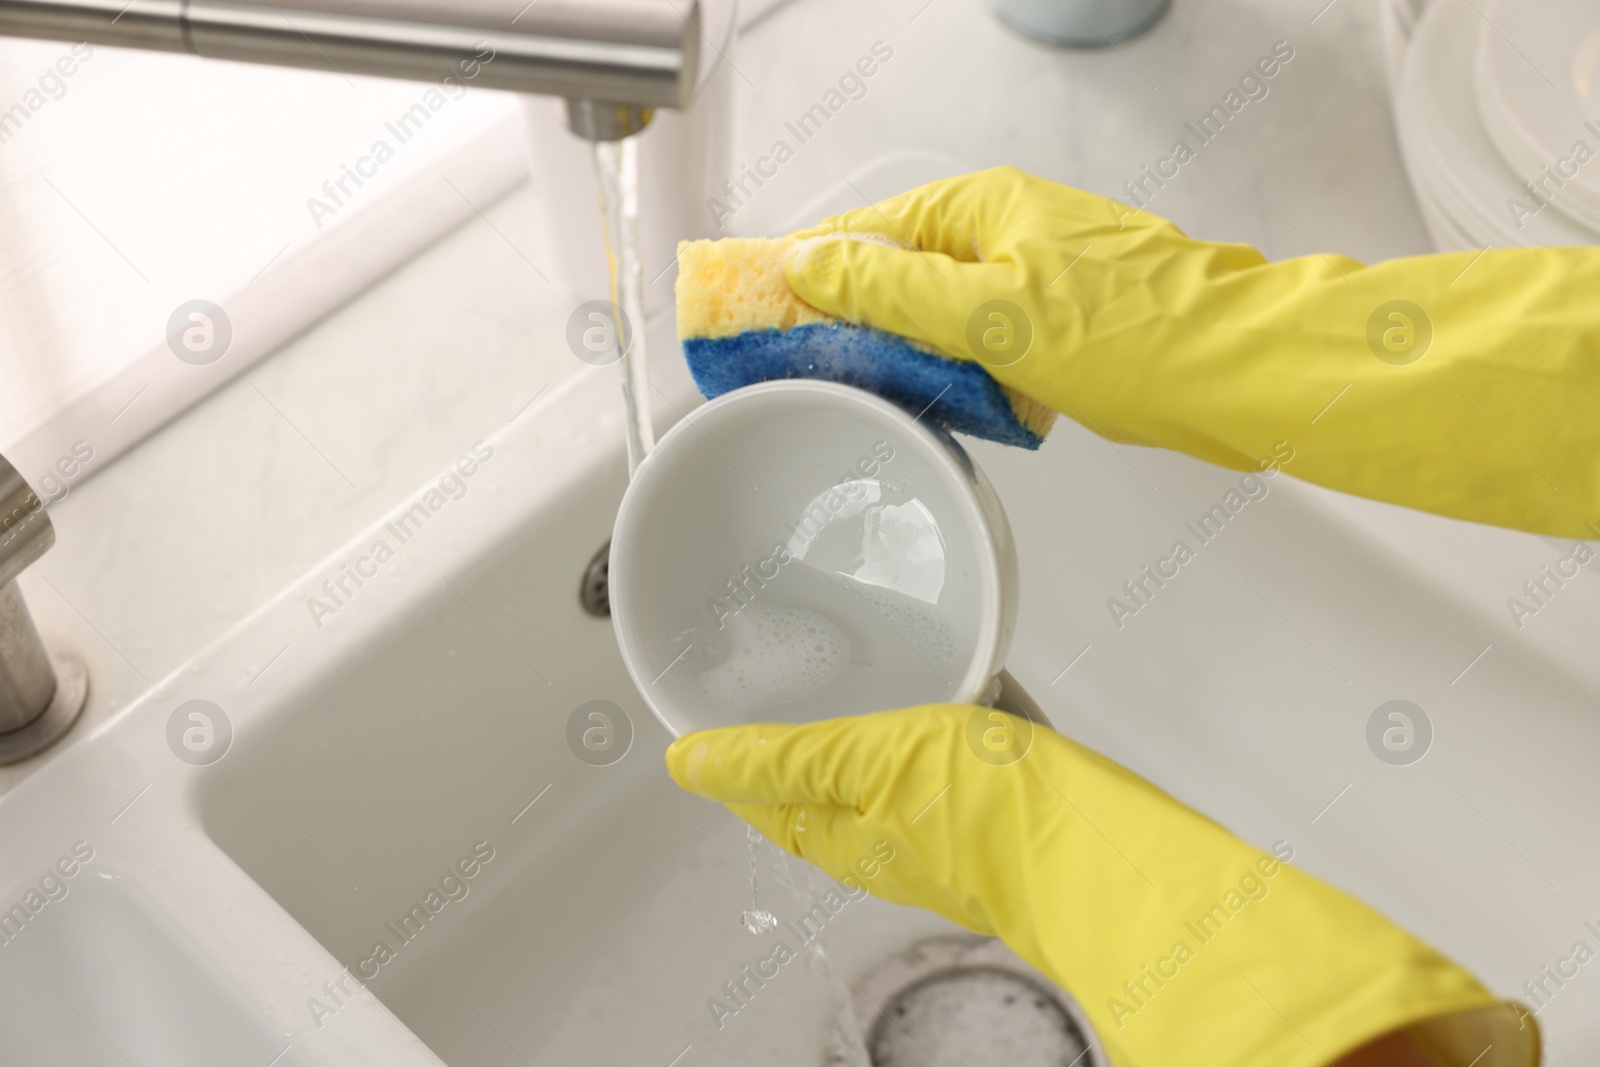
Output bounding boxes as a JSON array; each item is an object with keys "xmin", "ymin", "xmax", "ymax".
[
  {"xmin": 742, "ymin": 824, "xmax": 780, "ymax": 935},
  {"xmin": 593, "ymin": 132, "xmax": 868, "ymax": 1066},
  {"xmin": 591, "ymin": 135, "xmax": 655, "ymax": 476},
  {"xmin": 771, "ymin": 847, "xmax": 875, "ymax": 1067}
]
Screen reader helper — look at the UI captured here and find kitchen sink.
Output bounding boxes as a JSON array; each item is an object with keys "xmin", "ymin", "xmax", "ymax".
[{"xmin": 1, "ymin": 209, "xmax": 1598, "ymax": 1066}]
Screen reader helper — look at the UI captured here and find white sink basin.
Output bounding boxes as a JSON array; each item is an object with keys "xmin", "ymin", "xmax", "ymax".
[
  {"xmin": 0, "ymin": 865, "xmax": 294, "ymax": 1065},
  {"xmin": 193, "ymin": 377, "xmax": 956, "ymax": 1064},
  {"xmin": 3, "ymin": 230, "xmax": 1599, "ymax": 1066}
]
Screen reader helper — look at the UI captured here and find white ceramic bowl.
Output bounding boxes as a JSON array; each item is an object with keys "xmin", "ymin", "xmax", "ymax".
[{"xmin": 610, "ymin": 380, "xmax": 1018, "ymax": 738}]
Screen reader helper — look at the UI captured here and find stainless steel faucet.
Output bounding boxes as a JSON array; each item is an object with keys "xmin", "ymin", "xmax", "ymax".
[
  {"xmin": 0, "ymin": 454, "xmax": 88, "ymax": 765},
  {"xmin": 0, "ymin": 0, "xmax": 706, "ymax": 139}
]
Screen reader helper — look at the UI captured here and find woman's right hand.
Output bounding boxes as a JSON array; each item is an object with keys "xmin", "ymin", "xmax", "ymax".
[{"xmin": 666, "ymin": 704, "xmax": 1533, "ymax": 1067}]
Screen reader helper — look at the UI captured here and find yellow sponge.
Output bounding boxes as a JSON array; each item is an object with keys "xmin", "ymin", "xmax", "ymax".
[
  {"xmin": 676, "ymin": 237, "xmax": 829, "ymax": 338},
  {"xmin": 675, "ymin": 238, "xmax": 1056, "ymax": 449}
]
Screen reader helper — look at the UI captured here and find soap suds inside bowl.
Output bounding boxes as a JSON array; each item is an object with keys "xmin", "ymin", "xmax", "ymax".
[{"xmin": 696, "ymin": 601, "xmax": 851, "ymax": 718}]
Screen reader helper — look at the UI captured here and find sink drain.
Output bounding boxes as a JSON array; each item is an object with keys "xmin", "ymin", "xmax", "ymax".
[
  {"xmin": 827, "ymin": 937, "xmax": 1109, "ymax": 1067},
  {"xmin": 579, "ymin": 539, "xmax": 611, "ymax": 617}
]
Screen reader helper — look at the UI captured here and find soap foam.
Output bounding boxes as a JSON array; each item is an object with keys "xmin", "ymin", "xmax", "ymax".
[
  {"xmin": 855, "ymin": 582, "xmax": 959, "ymax": 668},
  {"xmin": 867, "ymin": 969, "xmax": 1089, "ymax": 1067},
  {"xmin": 696, "ymin": 601, "xmax": 851, "ymax": 719}
]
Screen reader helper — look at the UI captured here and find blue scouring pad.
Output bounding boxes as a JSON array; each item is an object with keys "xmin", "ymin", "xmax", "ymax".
[{"xmin": 683, "ymin": 323, "xmax": 1048, "ymax": 449}]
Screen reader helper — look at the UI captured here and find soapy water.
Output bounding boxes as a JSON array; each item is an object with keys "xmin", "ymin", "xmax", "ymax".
[
  {"xmin": 698, "ymin": 599, "xmax": 852, "ymax": 718},
  {"xmin": 690, "ymin": 562, "xmax": 961, "ymax": 724},
  {"xmin": 681, "ymin": 475, "xmax": 967, "ymax": 726},
  {"xmin": 854, "ymin": 581, "xmax": 959, "ymax": 668}
]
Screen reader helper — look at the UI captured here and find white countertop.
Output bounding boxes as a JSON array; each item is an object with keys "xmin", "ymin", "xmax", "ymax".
[{"xmin": 5, "ymin": 0, "xmax": 1424, "ymax": 796}]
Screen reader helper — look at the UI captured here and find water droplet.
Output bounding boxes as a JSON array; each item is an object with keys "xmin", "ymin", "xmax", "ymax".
[{"xmin": 741, "ymin": 908, "xmax": 779, "ymax": 935}]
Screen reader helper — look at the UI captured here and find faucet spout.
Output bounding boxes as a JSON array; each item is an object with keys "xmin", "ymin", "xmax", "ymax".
[
  {"xmin": 564, "ymin": 98, "xmax": 652, "ymax": 142},
  {"xmin": 0, "ymin": 0, "xmax": 703, "ymax": 139}
]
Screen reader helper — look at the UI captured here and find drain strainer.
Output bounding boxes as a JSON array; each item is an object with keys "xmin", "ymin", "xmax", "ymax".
[
  {"xmin": 870, "ymin": 968, "xmax": 1087, "ymax": 1067},
  {"xmin": 827, "ymin": 937, "xmax": 1109, "ymax": 1067},
  {"xmin": 579, "ymin": 539, "xmax": 611, "ymax": 617}
]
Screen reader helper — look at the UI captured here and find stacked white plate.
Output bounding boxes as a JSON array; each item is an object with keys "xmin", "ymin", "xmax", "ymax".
[{"xmin": 1394, "ymin": 0, "xmax": 1600, "ymax": 250}]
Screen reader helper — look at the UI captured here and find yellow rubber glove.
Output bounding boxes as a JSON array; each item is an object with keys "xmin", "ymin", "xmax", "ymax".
[
  {"xmin": 785, "ymin": 167, "xmax": 1599, "ymax": 538},
  {"xmin": 667, "ymin": 706, "xmax": 1537, "ymax": 1067}
]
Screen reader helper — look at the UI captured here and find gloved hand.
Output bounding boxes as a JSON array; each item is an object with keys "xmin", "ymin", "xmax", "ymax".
[
  {"xmin": 785, "ymin": 167, "xmax": 1599, "ymax": 538},
  {"xmin": 667, "ymin": 706, "xmax": 1535, "ymax": 1067}
]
